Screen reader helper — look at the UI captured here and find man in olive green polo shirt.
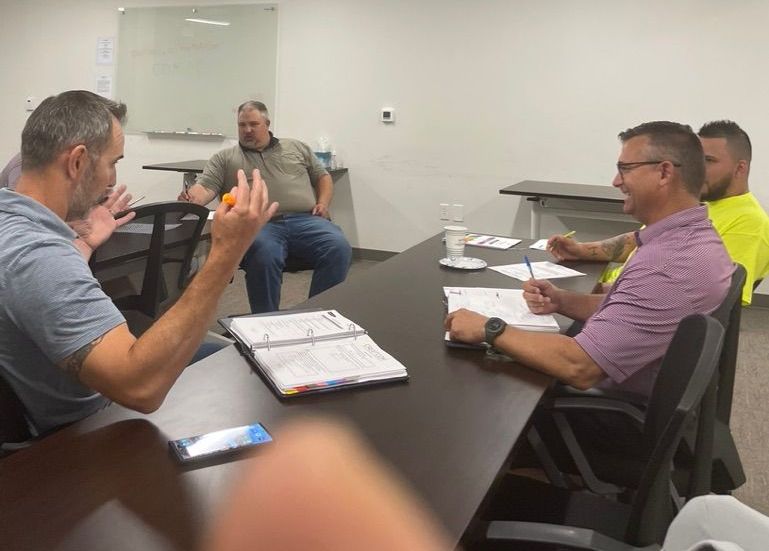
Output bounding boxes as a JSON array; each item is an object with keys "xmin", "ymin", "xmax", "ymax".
[{"xmin": 181, "ymin": 101, "xmax": 352, "ymax": 313}]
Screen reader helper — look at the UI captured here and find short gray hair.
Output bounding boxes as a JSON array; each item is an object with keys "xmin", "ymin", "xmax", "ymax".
[
  {"xmin": 237, "ymin": 100, "xmax": 270, "ymax": 123},
  {"xmin": 21, "ymin": 90, "xmax": 127, "ymax": 171},
  {"xmin": 618, "ymin": 121, "xmax": 705, "ymax": 197}
]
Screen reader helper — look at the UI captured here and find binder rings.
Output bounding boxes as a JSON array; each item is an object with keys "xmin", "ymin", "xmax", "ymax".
[{"xmin": 220, "ymin": 309, "xmax": 409, "ymax": 398}]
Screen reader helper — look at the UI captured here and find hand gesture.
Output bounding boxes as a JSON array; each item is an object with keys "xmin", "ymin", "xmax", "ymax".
[
  {"xmin": 522, "ymin": 278, "xmax": 562, "ymax": 315},
  {"xmin": 444, "ymin": 308, "xmax": 487, "ymax": 344},
  {"xmin": 210, "ymin": 169, "xmax": 279, "ymax": 262},
  {"xmin": 69, "ymin": 185, "xmax": 136, "ymax": 251},
  {"xmin": 547, "ymin": 235, "xmax": 582, "ymax": 261}
]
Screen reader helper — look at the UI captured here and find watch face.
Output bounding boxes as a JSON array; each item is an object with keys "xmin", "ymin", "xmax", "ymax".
[
  {"xmin": 488, "ymin": 318, "xmax": 505, "ymax": 332},
  {"xmin": 485, "ymin": 317, "xmax": 506, "ymax": 344}
]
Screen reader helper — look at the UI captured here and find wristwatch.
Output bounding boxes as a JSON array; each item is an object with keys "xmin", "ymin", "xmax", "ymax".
[{"xmin": 484, "ymin": 317, "xmax": 507, "ymax": 346}]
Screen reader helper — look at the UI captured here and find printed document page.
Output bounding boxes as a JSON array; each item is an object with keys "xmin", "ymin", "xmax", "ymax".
[
  {"xmin": 489, "ymin": 261, "xmax": 585, "ymax": 281},
  {"xmin": 464, "ymin": 234, "xmax": 522, "ymax": 250},
  {"xmin": 230, "ymin": 310, "xmax": 363, "ymax": 348},
  {"xmin": 114, "ymin": 222, "xmax": 182, "ymax": 234},
  {"xmin": 528, "ymin": 239, "xmax": 548, "ymax": 250},
  {"xmin": 253, "ymin": 334, "xmax": 407, "ymax": 390},
  {"xmin": 444, "ymin": 287, "xmax": 560, "ymax": 332}
]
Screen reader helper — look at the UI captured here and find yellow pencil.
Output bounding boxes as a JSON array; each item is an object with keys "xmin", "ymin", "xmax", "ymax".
[{"xmin": 563, "ymin": 230, "xmax": 576, "ymax": 239}]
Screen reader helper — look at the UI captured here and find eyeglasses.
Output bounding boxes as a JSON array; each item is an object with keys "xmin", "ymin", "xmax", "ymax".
[{"xmin": 616, "ymin": 160, "xmax": 682, "ymax": 183}]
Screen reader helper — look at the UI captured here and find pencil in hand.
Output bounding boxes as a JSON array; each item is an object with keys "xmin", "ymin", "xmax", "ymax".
[{"xmin": 546, "ymin": 230, "xmax": 575, "ymax": 252}]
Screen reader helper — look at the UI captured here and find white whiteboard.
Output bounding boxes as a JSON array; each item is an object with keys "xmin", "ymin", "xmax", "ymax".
[{"xmin": 116, "ymin": 3, "xmax": 278, "ymax": 137}]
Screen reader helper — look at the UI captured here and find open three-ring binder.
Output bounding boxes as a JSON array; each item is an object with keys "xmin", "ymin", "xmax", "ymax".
[{"xmin": 219, "ymin": 309, "xmax": 409, "ymax": 398}]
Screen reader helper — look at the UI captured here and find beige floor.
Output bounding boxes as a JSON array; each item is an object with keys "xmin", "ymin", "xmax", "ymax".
[
  {"xmin": 730, "ymin": 305, "xmax": 769, "ymax": 513},
  {"xmin": 213, "ymin": 259, "xmax": 769, "ymax": 515}
]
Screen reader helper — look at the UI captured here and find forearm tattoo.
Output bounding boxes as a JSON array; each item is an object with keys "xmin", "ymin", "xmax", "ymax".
[
  {"xmin": 61, "ymin": 335, "xmax": 104, "ymax": 378},
  {"xmin": 584, "ymin": 244, "xmax": 603, "ymax": 259}
]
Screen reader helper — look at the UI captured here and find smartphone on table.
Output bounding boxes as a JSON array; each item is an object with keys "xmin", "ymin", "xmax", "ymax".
[{"xmin": 169, "ymin": 422, "xmax": 272, "ymax": 464}]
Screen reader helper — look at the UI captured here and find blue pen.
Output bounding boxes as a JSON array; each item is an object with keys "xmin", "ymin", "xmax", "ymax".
[{"xmin": 523, "ymin": 255, "xmax": 536, "ymax": 280}]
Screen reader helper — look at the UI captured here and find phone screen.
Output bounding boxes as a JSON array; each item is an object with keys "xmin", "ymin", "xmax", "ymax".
[{"xmin": 170, "ymin": 422, "xmax": 272, "ymax": 461}]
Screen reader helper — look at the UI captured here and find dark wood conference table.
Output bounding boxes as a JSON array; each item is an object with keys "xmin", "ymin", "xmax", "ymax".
[
  {"xmin": 500, "ymin": 180, "xmax": 632, "ymax": 239},
  {"xmin": 0, "ymin": 234, "xmax": 606, "ymax": 551}
]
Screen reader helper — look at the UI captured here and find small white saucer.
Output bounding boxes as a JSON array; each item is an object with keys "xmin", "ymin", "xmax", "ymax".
[{"xmin": 439, "ymin": 257, "xmax": 487, "ymax": 270}]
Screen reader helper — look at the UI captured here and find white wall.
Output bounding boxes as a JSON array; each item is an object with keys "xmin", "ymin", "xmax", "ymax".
[{"xmin": 2, "ymin": 0, "xmax": 769, "ymax": 279}]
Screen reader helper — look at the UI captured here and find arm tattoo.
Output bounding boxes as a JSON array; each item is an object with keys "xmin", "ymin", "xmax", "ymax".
[
  {"xmin": 601, "ymin": 234, "xmax": 632, "ymax": 261},
  {"xmin": 584, "ymin": 244, "xmax": 601, "ymax": 259},
  {"xmin": 61, "ymin": 335, "xmax": 104, "ymax": 379}
]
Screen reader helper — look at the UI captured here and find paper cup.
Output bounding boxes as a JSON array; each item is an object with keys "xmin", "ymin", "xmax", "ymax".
[{"xmin": 444, "ymin": 225, "xmax": 467, "ymax": 259}]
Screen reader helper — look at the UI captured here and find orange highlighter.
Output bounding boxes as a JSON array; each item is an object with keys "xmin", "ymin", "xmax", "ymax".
[{"xmin": 222, "ymin": 192, "xmax": 236, "ymax": 206}]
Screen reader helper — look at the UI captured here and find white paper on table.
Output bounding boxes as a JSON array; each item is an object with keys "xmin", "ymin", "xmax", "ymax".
[
  {"xmin": 115, "ymin": 222, "xmax": 181, "ymax": 234},
  {"xmin": 489, "ymin": 261, "xmax": 585, "ymax": 281},
  {"xmin": 464, "ymin": 234, "xmax": 521, "ymax": 250},
  {"xmin": 229, "ymin": 309, "xmax": 364, "ymax": 349},
  {"xmin": 443, "ymin": 287, "xmax": 559, "ymax": 332},
  {"xmin": 253, "ymin": 334, "xmax": 407, "ymax": 390},
  {"xmin": 178, "ymin": 212, "xmax": 212, "ymax": 221},
  {"xmin": 529, "ymin": 239, "xmax": 548, "ymax": 250}
]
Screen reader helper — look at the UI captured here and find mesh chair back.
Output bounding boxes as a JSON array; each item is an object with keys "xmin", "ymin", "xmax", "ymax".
[
  {"xmin": 627, "ymin": 314, "xmax": 724, "ymax": 545},
  {"xmin": 94, "ymin": 201, "xmax": 209, "ymax": 319}
]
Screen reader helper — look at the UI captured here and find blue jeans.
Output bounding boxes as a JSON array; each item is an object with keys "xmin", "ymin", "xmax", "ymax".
[{"xmin": 239, "ymin": 213, "xmax": 352, "ymax": 313}]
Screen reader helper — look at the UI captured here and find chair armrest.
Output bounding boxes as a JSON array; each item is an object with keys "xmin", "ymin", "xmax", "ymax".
[
  {"xmin": 1, "ymin": 440, "xmax": 34, "ymax": 458},
  {"xmin": 533, "ymin": 391, "xmax": 646, "ymax": 495},
  {"xmin": 485, "ymin": 520, "xmax": 660, "ymax": 551},
  {"xmin": 551, "ymin": 383, "xmax": 648, "ymax": 408},
  {"xmin": 551, "ymin": 397, "xmax": 646, "ymax": 426}
]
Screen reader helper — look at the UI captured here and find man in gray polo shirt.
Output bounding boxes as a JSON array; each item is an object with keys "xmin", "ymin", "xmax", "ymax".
[
  {"xmin": 0, "ymin": 90, "xmax": 277, "ymax": 434},
  {"xmin": 180, "ymin": 100, "xmax": 352, "ymax": 313},
  {"xmin": 446, "ymin": 121, "xmax": 733, "ymax": 398}
]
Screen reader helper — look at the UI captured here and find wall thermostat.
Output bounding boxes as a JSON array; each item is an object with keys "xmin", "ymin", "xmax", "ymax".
[{"xmin": 381, "ymin": 107, "xmax": 395, "ymax": 123}]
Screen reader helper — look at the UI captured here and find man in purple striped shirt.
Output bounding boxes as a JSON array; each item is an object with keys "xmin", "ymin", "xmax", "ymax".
[{"xmin": 446, "ymin": 121, "xmax": 733, "ymax": 398}]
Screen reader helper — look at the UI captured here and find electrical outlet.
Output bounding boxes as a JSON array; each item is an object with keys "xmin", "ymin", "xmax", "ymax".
[
  {"xmin": 452, "ymin": 203, "xmax": 464, "ymax": 222},
  {"xmin": 439, "ymin": 203, "xmax": 450, "ymax": 220}
]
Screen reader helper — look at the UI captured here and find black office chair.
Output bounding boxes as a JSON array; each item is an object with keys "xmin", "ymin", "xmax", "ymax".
[
  {"xmin": 0, "ymin": 373, "xmax": 32, "ymax": 456},
  {"xmin": 473, "ymin": 314, "xmax": 724, "ymax": 550},
  {"xmin": 283, "ymin": 257, "xmax": 314, "ymax": 273},
  {"xmin": 98, "ymin": 201, "xmax": 209, "ymax": 335},
  {"xmin": 533, "ymin": 264, "xmax": 746, "ymax": 501},
  {"xmin": 677, "ymin": 263, "xmax": 746, "ymax": 494}
]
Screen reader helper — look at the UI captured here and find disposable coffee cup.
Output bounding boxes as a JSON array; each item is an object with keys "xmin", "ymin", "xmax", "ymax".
[{"xmin": 444, "ymin": 225, "xmax": 468, "ymax": 259}]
